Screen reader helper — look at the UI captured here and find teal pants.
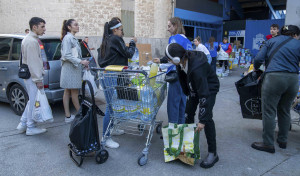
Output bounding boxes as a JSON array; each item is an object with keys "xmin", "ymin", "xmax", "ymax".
[{"xmin": 261, "ymin": 72, "xmax": 298, "ymax": 146}]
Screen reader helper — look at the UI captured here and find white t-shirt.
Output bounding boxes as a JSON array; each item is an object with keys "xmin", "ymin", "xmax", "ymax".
[{"xmin": 195, "ymin": 44, "xmax": 210, "ymax": 55}]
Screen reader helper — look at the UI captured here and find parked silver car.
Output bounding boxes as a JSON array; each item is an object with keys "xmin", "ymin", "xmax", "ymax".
[{"xmin": 0, "ymin": 34, "xmax": 97, "ymax": 115}]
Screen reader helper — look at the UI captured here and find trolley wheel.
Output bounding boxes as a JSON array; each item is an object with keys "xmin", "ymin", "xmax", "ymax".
[
  {"xmin": 289, "ymin": 124, "xmax": 292, "ymax": 131},
  {"xmin": 69, "ymin": 150, "xmax": 84, "ymax": 167},
  {"xmin": 138, "ymin": 154, "xmax": 148, "ymax": 166},
  {"xmin": 138, "ymin": 124, "xmax": 145, "ymax": 132},
  {"xmin": 95, "ymin": 149, "xmax": 109, "ymax": 164},
  {"xmin": 156, "ymin": 124, "xmax": 162, "ymax": 134}
]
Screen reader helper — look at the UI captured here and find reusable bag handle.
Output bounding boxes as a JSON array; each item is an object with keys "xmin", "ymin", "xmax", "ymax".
[
  {"xmin": 81, "ymin": 80, "xmax": 96, "ymax": 106},
  {"xmin": 168, "ymin": 124, "xmax": 188, "ymax": 157}
]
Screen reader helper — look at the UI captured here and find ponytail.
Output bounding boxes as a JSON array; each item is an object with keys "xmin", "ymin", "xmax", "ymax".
[
  {"xmin": 100, "ymin": 19, "xmax": 121, "ymax": 59},
  {"xmin": 60, "ymin": 19, "xmax": 75, "ymax": 41},
  {"xmin": 100, "ymin": 22, "xmax": 110, "ymax": 58}
]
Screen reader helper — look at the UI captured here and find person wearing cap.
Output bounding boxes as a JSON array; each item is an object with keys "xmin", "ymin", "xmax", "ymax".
[
  {"xmin": 98, "ymin": 18, "xmax": 137, "ymax": 149},
  {"xmin": 165, "ymin": 43, "xmax": 220, "ymax": 168},
  {"xmin": 251, "ymin": 25, "xmax": 300, "ymax": 153}
]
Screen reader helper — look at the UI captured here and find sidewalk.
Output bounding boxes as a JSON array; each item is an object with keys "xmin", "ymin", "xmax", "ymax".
[{"xmin": 0, "ymin": 68, "xmax": 299, "ymax": 176}]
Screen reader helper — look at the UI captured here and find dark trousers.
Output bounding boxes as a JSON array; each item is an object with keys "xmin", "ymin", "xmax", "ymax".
[
  {"xmin": 261, "ymin": 72, "xmax": 298, "ymax": 145},
  {"xmin": 185, "ymin": 94, "xmax": 217, "ymax": 153},
  {"xmin": 210, "ymin": 57, "xmax": 217, "ymax": 73},
  {"xmin": 219, "ymin": 60, "xmax": 228, "ymax": 70}
]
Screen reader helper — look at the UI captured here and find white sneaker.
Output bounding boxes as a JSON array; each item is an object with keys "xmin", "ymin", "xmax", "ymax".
[
  {"xmin": 105, "ymin": 138, "xmax": 119, "ymax": 149},
  {"xmin": 111, "ymin": 129, "xmax": 125, "ymax": 136},
  {"xmin": 65, "ymin": 114, "xmax": 75, "ymax": 123},
  {"xmin": 26, "ymin": 127, "xmax": 47, "ymax": 136},
  {"xmin": 16, "ymin": 123, "xmax": 26, "ymax": 133}
]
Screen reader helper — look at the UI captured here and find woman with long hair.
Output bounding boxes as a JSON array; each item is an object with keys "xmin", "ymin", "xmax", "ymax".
[
  {"xmin": 153, "ymin": 17, "xmax": 193, "ymax": 125},
  {"xmin": 205, "ymin": 36, "xmax": 218, "ymax": 72},
  {"xmin": 99, "ymin": 18, "xmax": 136, "ymax": 148},
  {"xmin": 60, "ymin": 19, "xmax": 89, "ymax": 123}
]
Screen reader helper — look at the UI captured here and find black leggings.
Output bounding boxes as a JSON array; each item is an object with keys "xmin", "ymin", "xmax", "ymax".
[
  {"xmin": 185, "ymin": 94, "xmax": 217, "ymax": 153},
  {"xmin": 219, "ymin": 60, "xmax": 228, "ymax": 70}
]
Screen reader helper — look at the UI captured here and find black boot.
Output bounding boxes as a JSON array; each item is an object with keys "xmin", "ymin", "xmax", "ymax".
[{"xmin": 200, "ymin": 152, "xmax": 219, "ymax": 169}]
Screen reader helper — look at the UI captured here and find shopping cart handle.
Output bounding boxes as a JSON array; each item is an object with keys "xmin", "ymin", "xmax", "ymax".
[{"xmin": 90, "ymin": 67, "xmax": 148, "ymax": 77}]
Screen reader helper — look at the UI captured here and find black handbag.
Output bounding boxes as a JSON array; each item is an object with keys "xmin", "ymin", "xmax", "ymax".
[
  {"xmin": 165, "ymin": 70, "xmax": 178, "ymax": 83},
  {"xmin": 18, "ymin": 52, "xmax": 31, "ymax": 79}
]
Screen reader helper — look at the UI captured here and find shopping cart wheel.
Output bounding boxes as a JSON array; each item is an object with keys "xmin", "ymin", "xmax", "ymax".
[
  {"xmin": 156, "ymin": 124, "xmax": 162, "ymax": 134},
  {"xmin": 95, "ymin": 149, "xmax": 109, "ymax": 164},
  {"xmin": 138, "ymin": 154, "xmax": 148, "ymax": 166}
]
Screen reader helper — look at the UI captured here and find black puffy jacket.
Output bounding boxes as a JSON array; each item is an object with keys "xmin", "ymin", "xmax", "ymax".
[{"xmin": 98, "ymin": 35, "xmax": 136, "ymax": 68}]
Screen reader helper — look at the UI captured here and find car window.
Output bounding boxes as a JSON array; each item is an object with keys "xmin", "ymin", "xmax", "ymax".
[
  {"xmin": 11, "ymin": 39, "xmax": 22, "ymax": 60},
  {"xmin": 41, "ymin": 39, "xmax": 62, "ymax": 61},
  {"xmin": 0, "ymin": 38, "xmax": 12, "ymax": 60},
  {"xmin": 80, "ymin": 41, "xmax": 92, "ymax": 58}
]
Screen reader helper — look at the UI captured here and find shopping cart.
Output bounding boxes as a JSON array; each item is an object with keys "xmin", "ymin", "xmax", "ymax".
[{"xmin": 91, "ymin": 65, "xmax": 167, "ymax": 166}]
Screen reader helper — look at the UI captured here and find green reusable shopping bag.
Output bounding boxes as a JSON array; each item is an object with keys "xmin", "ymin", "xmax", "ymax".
[{"xmin": 162, "ymin": 123, "xmax": 200, "ymax": 165}]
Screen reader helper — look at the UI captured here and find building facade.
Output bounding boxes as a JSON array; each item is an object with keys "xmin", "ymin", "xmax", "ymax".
[{"xmin": 0, "ymin": 0, "xmax": 172, "ymax": 38}]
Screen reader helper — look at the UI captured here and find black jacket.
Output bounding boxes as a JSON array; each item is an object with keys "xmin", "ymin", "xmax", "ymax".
[
  {"xmin": 98, "ymin": 35, "xmax": 136, "ymax": 68},
  {"xmin": 177, "ymin": 51, "xmax": 220, "ymax": 122}
]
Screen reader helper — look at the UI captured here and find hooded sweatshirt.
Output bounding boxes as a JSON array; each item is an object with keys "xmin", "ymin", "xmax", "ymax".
[{"xmin": 177, "ymin": 51, "xmax": 220, "ymax": 123}]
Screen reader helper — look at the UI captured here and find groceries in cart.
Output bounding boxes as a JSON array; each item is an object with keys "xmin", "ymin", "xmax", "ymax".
[{"xmin": 92, "ymin": 65, "xmax": 166, "ymax": 166}]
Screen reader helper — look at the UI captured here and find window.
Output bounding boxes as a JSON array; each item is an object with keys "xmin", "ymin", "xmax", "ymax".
[
  {"xmin": 42, "ymin": 39, "xmax": 62, "ymax": 61},
  {"xmin": 121, "ymin": 0, "xmax": 135, "ymax": 37},
  {"xmin": 0, "ymin": 38, "xmax": 12, "ymax": 60},
  {"xmin": 11, "ymin": 39, "xmax": 22, "ymax": 60}
]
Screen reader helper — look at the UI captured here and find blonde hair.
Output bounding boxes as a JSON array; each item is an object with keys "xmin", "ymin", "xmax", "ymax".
[{"xmin": 169, "ymin": 17, "xmax": 185, "ymax": 35}]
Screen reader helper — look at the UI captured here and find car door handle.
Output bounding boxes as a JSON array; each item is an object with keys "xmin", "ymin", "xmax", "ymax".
[{"xmin": 0, "ymin": 67, "xmax": 7, "ymax": 71}]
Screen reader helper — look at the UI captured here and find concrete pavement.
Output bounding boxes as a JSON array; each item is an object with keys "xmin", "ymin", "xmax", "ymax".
[{"xmin": 0, "ymin": 68, "xmax": 299, "ymax": 176}]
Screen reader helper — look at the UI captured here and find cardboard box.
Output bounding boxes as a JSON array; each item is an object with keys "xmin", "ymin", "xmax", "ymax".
[
  {"xmin": 127, "ymin": 43, "xmax": 153, "ymax": 66},
  {"xmin": 136, "ymin": 44, "xmax": 152, "ymax": 66}
]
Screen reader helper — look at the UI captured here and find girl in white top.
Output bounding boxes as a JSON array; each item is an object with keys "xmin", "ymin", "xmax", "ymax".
[{"xmin": 194, "ymin": 36, "xmax": 212, "ymax": 64}]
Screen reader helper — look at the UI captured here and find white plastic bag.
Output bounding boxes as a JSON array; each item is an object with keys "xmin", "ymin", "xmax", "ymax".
[
  {"xmin": 217, "ymin": 47, "xmax": 229, "ymax": 61},
  {"xmin": 83, "ymin": 69, "xmax": 98, "ymax": 96},
  {"xmin": 32, "ymin": 89, "xmax": 54, "ymax": 123}
]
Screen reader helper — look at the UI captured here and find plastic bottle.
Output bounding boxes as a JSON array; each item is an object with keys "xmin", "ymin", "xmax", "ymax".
[
  {"xmin": 129, "ymin": 48, "xmax": 139, "ymax": 70},
  {"xmin": 149, "ymin": 63, "xmax": 158, "ymax": 87},
  {"xmin": 111, "ymin": 90, "xmax": 124, "ymax": 118}
]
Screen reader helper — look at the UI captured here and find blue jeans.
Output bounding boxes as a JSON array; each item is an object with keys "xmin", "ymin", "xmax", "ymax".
[
  {"xmin": 211, "ymin": 57, "xmax": 217, "ymax": 73},
  {"xmin": 167, "ymin": 79, "xmax": 186, "ymax": 124},
  {"xmin": 100, "ymin": 76, "xmax": 117, "ymax": 137}
]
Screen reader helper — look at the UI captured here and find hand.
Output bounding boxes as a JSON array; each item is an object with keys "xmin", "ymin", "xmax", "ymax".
[
  {"xmin": 80, "ymin": 60, "xmax": 89, "ymax": 67},
  {"xmin": 153, "ymin": 58, "xmax": 160, "ymax": 63},
  {"xmin": 36, "ymin": 82, "xmax": 44, "ymax": 89},
  {"xmin": 195, "ymin": 123, "xmax": 205, "ymax": 132},
  {"xmin": 219, "ymin": 44, "xmax": 221, "ymax": 47},
  {"xmin": 131, "ymin": 37, "xmax": 137, "ymax": 43}
]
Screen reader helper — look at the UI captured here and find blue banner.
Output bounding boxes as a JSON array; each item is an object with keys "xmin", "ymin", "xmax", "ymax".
[{"xmin": 245, "ymin": 19, "xmax": 284, "ymax": 56}]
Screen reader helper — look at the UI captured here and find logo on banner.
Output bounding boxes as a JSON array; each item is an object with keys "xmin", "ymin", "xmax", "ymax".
[{"xmin": 252, "ymin": 33, "xmax": 265, "ymax": 50}]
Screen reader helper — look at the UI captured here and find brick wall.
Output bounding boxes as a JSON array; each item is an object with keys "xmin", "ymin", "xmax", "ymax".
[{"xmin": 0, "ymin": 0, "xmax": 172, "ymax": 38}]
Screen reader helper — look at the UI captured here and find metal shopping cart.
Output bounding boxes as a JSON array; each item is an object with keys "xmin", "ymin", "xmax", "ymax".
[{"xmin": 91, "ymin": 65, "xmax": 167, "ymax": 166}]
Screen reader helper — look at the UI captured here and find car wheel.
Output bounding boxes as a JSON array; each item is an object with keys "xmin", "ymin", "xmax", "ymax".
[{"xmin": 9, "ymin": 84, "xmax": 28, "ymax": 116}]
